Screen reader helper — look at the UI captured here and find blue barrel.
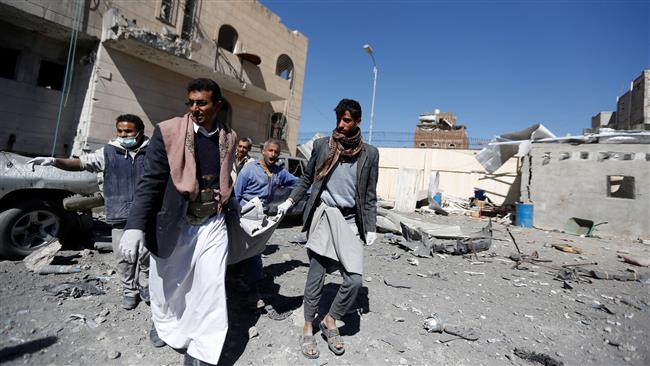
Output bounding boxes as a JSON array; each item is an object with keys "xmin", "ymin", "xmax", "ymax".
[
  {"xmin": 515, "ymin": 203, "xmax": 534, "ymax": 227},
  {"xmin": 433, "ymin": 193, "xmax": 442, "ymax": 206}
]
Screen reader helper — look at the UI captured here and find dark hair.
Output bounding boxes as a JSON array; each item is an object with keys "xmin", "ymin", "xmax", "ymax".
[
  {"xmin": 239, "ymin": 137, "xmax": 253, "ymax": 147},
  {"xmin": 334, "ymin": 98, "xmax": 362, "ymax": 120},
  {"xmin": 187, "ymin": 78, "xmax": 222, "ymax": 103},
  {"xmin": 115, "ymin": 114, "xmax": 145, "ymax": 131}
]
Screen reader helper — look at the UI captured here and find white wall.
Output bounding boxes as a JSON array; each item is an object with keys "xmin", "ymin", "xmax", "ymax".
[{"xmin": 377, "ymin": 147, "xmax": 519, "ymax": 205}]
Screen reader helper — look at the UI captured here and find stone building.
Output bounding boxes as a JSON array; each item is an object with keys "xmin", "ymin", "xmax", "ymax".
[
  {"xmin": 0, "ymin": 0, "xmax": 308, "ymax": 157},
  {"xmin": 591, "ymin": 69, "xmax": 650, "ymax": 132},
  {"xmin": 413, "ymin": 109, "xmax": 469, "ymax": 149}
]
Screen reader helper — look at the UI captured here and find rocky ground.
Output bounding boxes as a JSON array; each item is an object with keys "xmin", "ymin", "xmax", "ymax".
[{"xmin": 0, "ymin": 212, "xmax": 649, "ymax": 366}]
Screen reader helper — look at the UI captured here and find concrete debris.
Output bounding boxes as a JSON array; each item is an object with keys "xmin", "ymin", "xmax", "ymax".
[
  {"xmin": 513, "ymin": 348, "xmax": 564, "ymax": 366},
  {"xmin": 23, "ymin": 240, "xmax": 61, "ymax": 272},
  {"xmin": 248, "ymin": 326, "xmax": 259, "ymax": 339},
  {"xmin": 105, "ymin": 8, "xmax": 191, "ymax": 58},
  {"xmin": 400, "ymin": 220, "xmax": 493, "ymax": 256}
]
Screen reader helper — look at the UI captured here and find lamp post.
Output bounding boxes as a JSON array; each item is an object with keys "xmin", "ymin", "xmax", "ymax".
[{"xmin": 363, "ymin": 44, "xmax": 377, "ymax": 145}]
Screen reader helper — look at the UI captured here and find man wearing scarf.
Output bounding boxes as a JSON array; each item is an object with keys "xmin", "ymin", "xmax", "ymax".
[
  {"xmin": 277, "ymin": 99, "xmax": 378, "ymax": 359},
  {"xmin": 119, "ymin": 78, "xmax": 236, "ymax": 366}
]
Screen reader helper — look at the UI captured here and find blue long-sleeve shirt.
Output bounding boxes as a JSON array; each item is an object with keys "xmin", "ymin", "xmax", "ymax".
[{"xmin": 234, "ymin": 160, "xmax": 298, "ymax": 206}]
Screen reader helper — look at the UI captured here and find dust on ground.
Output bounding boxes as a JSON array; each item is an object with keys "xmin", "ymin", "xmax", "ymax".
[{"xmin": 1, "ymin": 213, "xmax": 648, "ymax": 365}]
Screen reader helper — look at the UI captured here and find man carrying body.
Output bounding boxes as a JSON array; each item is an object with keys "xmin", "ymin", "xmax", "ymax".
[
  {"xmin": 120, "ymin": 78, "xmax": 237, "ymax": 366},
  {"xmin": 277, "ymin": 99, "xmax": 378, "ymax": 358},
  {"xmin": 233, "ymin": 138, "xmax": 298, "ymax": 308},
  {"xmin": 232, "ymin": 137, "xmax": 253, "ymax": 177},
  {"xmin": 29, "ymin": 114, "xmax": 150, "ymax": 310}
]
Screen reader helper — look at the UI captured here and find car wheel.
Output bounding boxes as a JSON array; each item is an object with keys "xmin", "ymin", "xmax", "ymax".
[{"xmin": 0, "ymin": 201, "xmax": 61, "ymax": 259}]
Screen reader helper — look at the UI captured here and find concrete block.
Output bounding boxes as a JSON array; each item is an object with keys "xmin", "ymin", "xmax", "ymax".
[{"xmin": 395, "ymin": 168, "xmax": 419, "ymax": 213}]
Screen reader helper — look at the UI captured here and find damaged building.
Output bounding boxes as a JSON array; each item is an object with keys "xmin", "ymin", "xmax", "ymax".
[
  {"xmin": 520, "ymin": 143, "xmax": 650, "ymax": 239},
  {"xmin": 591, "ymin": 70, "xmax": 650, "ymax": 132},
  {"xmin": 0, "ymin": 0, "xmax": 307, "ymax": 157},
  {"xmin": 413, "ymin": 109, "xmax": 469, "ymax": 149}
]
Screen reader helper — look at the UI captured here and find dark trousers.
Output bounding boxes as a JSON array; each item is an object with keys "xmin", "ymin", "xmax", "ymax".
[{"xmin": 303, "ymin": 251, "xmax": 362, "ymax": 322}]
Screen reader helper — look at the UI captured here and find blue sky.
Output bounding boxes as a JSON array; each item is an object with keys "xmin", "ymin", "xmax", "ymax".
[{"xmin": 261, "ymin": 0, "xmax": 649, "ymax": 145}]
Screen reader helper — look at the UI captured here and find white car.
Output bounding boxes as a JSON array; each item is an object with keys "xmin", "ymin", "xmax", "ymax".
[{"xmin": 0, "ymin": 152, "xmax": 100, "ymax": 259}]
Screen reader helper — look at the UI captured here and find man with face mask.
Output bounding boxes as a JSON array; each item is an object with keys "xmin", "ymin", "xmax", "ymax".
[
  {"xmin": 277, "ymin": 99, "xmax": 378, "ymax": 359},
  {"xmin": 29, "ymin": 114, "xmax": 150, "ymax": 311}
]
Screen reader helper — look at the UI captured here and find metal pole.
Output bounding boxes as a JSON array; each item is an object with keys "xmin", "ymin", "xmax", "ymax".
[
  {"xmin": 363, "ymin": 44, "xmax": 378, "ymax": 145},
  {"xmin": 369, "ymin": 64, "xmax": 377, "ymax": 144}
]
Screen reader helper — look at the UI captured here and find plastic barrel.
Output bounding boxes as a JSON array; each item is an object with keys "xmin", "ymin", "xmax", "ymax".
[
  {"xmin": 515, "ymin": 203, "xmax": 534, "ymax": 227},
  {"xmin": 433, "ymin": 193, "xmax": 442, "ymax": 206}
]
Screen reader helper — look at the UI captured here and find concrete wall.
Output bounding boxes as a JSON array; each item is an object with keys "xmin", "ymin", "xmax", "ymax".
[
  {"xmin": 591, "ymin": 112, "xmax": 614, "ymax": 129},
  {"xmin": 377, "ymin": 147, "xmax": 519, "ymax": 205},
  {"xmin": 520, "ymin": 143, "xmax": 650, "ymax": 239}
]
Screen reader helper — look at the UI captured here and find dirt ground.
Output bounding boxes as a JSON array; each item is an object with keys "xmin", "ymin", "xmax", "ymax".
[{"xmin": 1, "ymin": 212, "xmax": 648, "ymax": 366}]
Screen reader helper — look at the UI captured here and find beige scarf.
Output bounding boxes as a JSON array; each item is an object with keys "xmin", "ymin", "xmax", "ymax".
[{"xmin": 158, "ymin": 113, "xmax": 237, "ymax": 205}]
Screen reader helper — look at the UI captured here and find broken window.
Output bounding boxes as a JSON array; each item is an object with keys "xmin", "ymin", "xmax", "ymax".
[
  {"xmin": 180, "ymin": 0, "xmax": 197, "ymax": 41},
  {"xmin": 580, "ymin": 152, "xmax": 589, "ymax": 159},
  {"xmin": 607, "ymin": 175, "xmax": 635, "ymax": 199},
  {"xmin": 448, "ymin": 143, "xmax": 456, "ymax": 148},
  {"xmin": 158, "ymin": 0, "xmax": 176, "ymax": 24},
  {"xmin": 0, "ymin": 48, "xmax": 19, "ymax": 80},
  {"xmin": 270, "ymin": 112, "xmax": 287, "ymax": 140},
  {"xmin": 276, "ymin": 54, "xmax": 293, "ymax": 81},
  {"xmin": 217, "ymin": 25, "xmax": 238, "ymax": 52},
  {"xmin": 37, "ymin": 60, "xmax": 65, "ymax": 90}
]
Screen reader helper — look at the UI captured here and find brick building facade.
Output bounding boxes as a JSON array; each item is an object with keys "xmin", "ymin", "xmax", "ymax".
[{"xmin": 413, "ymin": 109, "xmax": 469, "ymax": 149}]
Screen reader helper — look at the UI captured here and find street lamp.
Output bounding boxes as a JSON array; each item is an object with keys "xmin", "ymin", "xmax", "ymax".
[{"xmin": 363, "ymin": 44, "xmax": 377, "ymax": 145}]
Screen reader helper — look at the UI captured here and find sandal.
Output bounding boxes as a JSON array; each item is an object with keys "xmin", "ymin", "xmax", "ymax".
[
  {"xmin": 319, "ymin": 321, "xmax": 345, "ymax": 355},
  {"xmin": 299, "ymin": 335, "xmax": 320, "ymax": 359}
]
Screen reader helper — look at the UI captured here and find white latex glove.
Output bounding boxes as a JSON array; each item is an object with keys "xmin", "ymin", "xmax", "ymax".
[
  {"xmin": 277, "ymin": 199, "xmax": 293, "ymax": 215},
  {"xmin": 120, "ymin": 229, "xmax": 145, "ymax": 263},
  {"xmin": 365, "ymin": 232, "xmax": 377, "ymax": 246},
  {"xmin": 27, "ymin": 157, "xmax": 57, "ymax": 166}
]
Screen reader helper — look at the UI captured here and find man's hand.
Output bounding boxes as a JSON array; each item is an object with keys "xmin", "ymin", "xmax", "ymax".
[
  {"xmin": 277, "ymin": 199, "xmax": 293, "ymax": 215},
  {"xmin": 365, "ymin": 232, "xmax": 377, "ymax": 246},
  {"xmin": 27, "ymin": 157, "xmax": 57, "ymax": 166},
  {"xmin": 120, "ymin": 229, "xmax": 145, "ymax": 263}
]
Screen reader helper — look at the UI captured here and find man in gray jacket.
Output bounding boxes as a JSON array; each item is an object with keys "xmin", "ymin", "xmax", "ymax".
[{"xmin": 277, "ymin": 99, "xmax": 378, "ymax": 359}]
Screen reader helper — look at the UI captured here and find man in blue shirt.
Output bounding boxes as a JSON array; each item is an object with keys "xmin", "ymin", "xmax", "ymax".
[{"xmin": 233, "ymin": 138, "xmax": 298, "ymax": 308}]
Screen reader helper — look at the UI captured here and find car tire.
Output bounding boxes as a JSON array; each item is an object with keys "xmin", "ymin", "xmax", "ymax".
[
  {"xmin": 62, "ymin": 192, "xmax": 104, "ymax": 211},
  {"xmin": 0, "ymin": 201, "xmax": 62, "ymax": 259}
]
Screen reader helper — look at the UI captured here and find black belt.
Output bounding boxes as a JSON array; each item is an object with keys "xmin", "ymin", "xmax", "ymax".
[{"xmin": 338, "ymin": 206, "xmax": 356, "ymax": 217}]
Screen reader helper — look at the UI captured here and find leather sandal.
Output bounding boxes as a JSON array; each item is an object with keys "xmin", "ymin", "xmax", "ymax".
[
  {"xmin": 299, "ymin": 335, "xmax": 319, "ymax": 359},
  {"xmin": 319, "ymin": 321, "xmax": 345, "ymax": 355}
]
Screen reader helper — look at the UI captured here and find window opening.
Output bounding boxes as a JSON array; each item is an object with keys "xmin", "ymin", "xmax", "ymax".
[
  {"xmin": 276, "ymin": 54, "xmax": 293, "ymax": 80},
  {"xmin": 180, "ymin": 0, "xmax": 197, "ymax": 41},
  {"xmin": 159, "ymin": 0, "xmax": 176, "ymax": 24},
  {"xmin": 217, "ymin": 25, "xmax": 238, "ymax": 52},
  {"xmin": 37, "ymin": 60, "xmax": 65, "ymax": 90},
  {"xmin": 270, "ymin": 112, "xmax": 287, "ymax": 140},
  {"xmin": 0, "ymin": 48, "xmax": 19, "ymax": 80},
  {"xmin": 607, "ymin": 175, "xmax": 635, "ymax": 199}
]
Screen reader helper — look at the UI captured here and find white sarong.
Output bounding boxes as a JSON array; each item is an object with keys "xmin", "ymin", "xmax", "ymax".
[{"xmin": 149, "ymin": 213, "xmax": 228, "ymax": 365}]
